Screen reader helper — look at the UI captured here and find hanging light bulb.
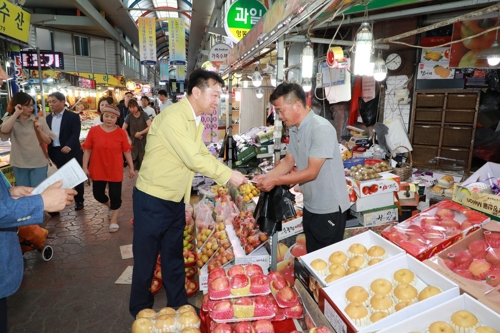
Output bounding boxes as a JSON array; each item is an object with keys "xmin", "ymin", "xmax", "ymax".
[
  {"xmin": 240, "ymin": 76, "xmax": 251, "ymax": 88},
  {"xmin": 255, "ymin": 88, "xmax": 264, "ymax": 99},
  {"xmin": 302, "ymin": 78, "xmax": 312, "ymax": 92},
  {"xmin": 373, "ymin": 52, "xmax": 387, "ymax": 81},
  {"xmin": 252, "ymin": 67, "xmax": 262, "ymax": 87},
  {"xmin": 235, "ymin": 88, "xmax": 241, "ymax": 102},
  {"xmin": 301, "ymin": 39, "xmax": 314, "ymax": 79},
  {"xmin": 354, "ymin": 21, "xmax": 374, "ymax": 76},
  {"xmin": 270, "ymin": 72, "xmax": 277, "ymax": 87}
]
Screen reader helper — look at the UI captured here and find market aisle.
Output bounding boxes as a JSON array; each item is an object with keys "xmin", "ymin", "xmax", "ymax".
[{"xmin": 7, "ymin": 172, "xmax": 202, "ymax": 333}]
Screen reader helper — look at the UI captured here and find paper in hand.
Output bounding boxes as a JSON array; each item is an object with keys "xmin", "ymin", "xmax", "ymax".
[{"xmin": 32, "ymin": 158, "xmax": 87, "ymax": 195}]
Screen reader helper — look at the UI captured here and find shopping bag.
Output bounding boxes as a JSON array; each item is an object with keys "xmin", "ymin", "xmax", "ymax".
[{"xmin": 254, "ymin": 185, "xmax": 296, "ymax": 234}]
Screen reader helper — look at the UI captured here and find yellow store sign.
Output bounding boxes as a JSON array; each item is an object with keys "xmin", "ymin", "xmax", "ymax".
[
  {"xmin": 32, "ymin": 70, "xmax": 126, "ymax": 88},
  {"xmin": 0, "ymin": 1, "xmax": 30, "ymax": 43}
]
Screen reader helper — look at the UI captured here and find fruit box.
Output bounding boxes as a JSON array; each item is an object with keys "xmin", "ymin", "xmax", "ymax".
[
  {"xmin": 350, "ymin": 192, "xmax": 395, "ymax": 212},
  {"xmin": 346, "ymin": 173, "xmax": 401, "ymax": 199},
  {"xmin": 377, "ymin": 294, "xmax": 500, "ymax": 333},
  {"xmin": 382, "ymin": 199, "xmax": 491, "ymax": 261},
  {"xmin": 420, "ymin": 47, "xmax": 451, "ymax": 63},
  {"xmin": 344, "ymin": 222, "xmax": 399, "ymax": 239},
  {"xmin": 452, "ymin": 162, "xmax": 500, "ymax": 221},
  {"xmin": 416, "ymin": 62, "xmax": 455, "ymax": 79},
  {"xmin": 350, "ymin": 205, "xmax": 398, "ymax": 227},
  {"xmin": 318, "ymin": 254, "xmax": 460, "ymax": 333},
  {"xmin": 424, "ymin": 221, "xmax": 500, "ymax": 314},
  {"xmin": 227, "ymin": 225, "xmax": 270, "ymax": 273},
  {"xmin": 299, "ymin": 231, "xmax": 406, "ymax": 288}
]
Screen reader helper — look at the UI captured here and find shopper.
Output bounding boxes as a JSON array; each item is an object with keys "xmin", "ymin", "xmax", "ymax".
[
  {"xmin": 141, "ymin": 96, "xmax": 156, "ymax": 119},
  {"xmin": 122, "ymin": 99, "xmax": 151, "ymax": 171},
  {"xmin": 0, "ymin": 92, "xmax": 56, "ymax": 187},
  {"xmin": 0, "ymin": 174, "xmax": 77, "ymax": 333},
  {"xmin": 129, "ymin": 69, "xmax": 248, "ymax": 317},
  {"xmin": 158, "ymin": 89, "xmax": 172, "ymax": 112},
  {"xmin": 117, "ymin": 92, "xmax": 133, "ymax": 127},
  {"xmin": 47, "ymin": 92, "xmax": 85, "ymax": 210},
  {"xmin": 82, "ymin": 105, "xmax": 134, "ymax": 232},
  {"xmin": 93, "ymin": 97, "xmax": 114, "ymax": 127},
  {"xmin": 254, "ymin": 82, "xmax": 350, "ymax": 253}
]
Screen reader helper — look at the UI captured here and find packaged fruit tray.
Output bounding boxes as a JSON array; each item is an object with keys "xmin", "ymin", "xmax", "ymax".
[
  {"xmin": 206, "ymin": 247, "xmax": 235, "ymax": 273},
  {"xmin": 210, "ymin": 319, "xmax": 279, "ymax": 333},
  {"xmin": 210, "ymin": 295, "xmax": 276, "ymax": 323},
  {"xmin": 382, "ymin": 199, "xmax": 490, "ymax": 260},
  {"xmin": 233, "ymin": 211, "xmax": 270, "ymax": 255},
  {"xmin": 208, "ymin": 274, "xmax": 271, "ymax": 300},
  {"xmin": 132, "ymin": 305, "xmax": 201, "ymax": 333}
]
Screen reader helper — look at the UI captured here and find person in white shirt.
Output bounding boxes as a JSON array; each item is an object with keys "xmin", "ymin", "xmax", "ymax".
[
  {"xmin": 141, "ymin": 96, "xmax": 156, "ymax": 119},
  {"xmin": 158, "ymin": 89, "xmax": 173, "ymax": 112}
]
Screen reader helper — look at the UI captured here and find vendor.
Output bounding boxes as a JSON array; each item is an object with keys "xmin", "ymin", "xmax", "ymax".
[{"xmin": 254, "ymin": 82, "xmax": 350, "ymax": 253}]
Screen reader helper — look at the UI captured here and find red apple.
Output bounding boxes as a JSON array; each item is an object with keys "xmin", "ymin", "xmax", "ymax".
[
  {"xmin": 454, "ymin": 251, "xmax": 473, "ymax": 269},
  {"xmin": 439, "ymin": 218, "xmax": 460, "ymax": 231},
  {"xmin": 235, "ymin": 297, "xmax": 253, "ymax": 306},
  {"xmin": 251, "ymin": 274, "xmax": 268, "ymax": 287},
  {"xmin": 435, "ymin": 208, "xmax": 456, "ymax": 219},
  {"xmin": 259, "ymin": 233, "xmax": 269, "ymax": 242},
  {"xmin": 310, "ymin": 327, "xmax": 333, "ymax": 333},
  {"xmin": 154, "ymin": 267, "xmax": 162, "ymax": 280},
  {"xmin": 234, "ymin": 321, "xmax": 254, "ymax": 333},
  {"xmin": 228, "ymin": 265, "xmax": 246, "ymax": 277},
  {"xmin": 271, "ymin": 275, "xmax": 288, "ymax": 290},
  {"xmin": 210, "ymin": 277, "xmax": 229, "ymax": 291},
  {"xmin": 231, "ymin": 274, "xmax": 249, "ymax": 289},
  {"xmin": 244, "ymin": 244, "xmax": 255, "ymax": 254},
  {"xmin": 468, "ymin": 240, "xmax": 488, "ymax": 259},
  {"xmin": 486, "ymin": 248, "xmax": 500, "ymax": 266},
  {"xmin": 443, "ymin": 259, "xmax": 456, "ymax": 270},
  {"xmin": 290, "ymin": 243, "xmax": 307, "ymax": 257},
  {"xmin": 245, "ymin": 264, "xmax": 263, "ymax": 276},
  {"xmin": 150, "ymin": 278, "xmax": 162, "ymax": 295},
  {"xmin": 213, "ymin": 323, "xmax": 232, "ymax": 333},
  {"xmin": 420, "ymin": 217, "xmax": 440, "ymax": 231},
  {"xmin": 406, "ymin": 225, "xmax": 424, "ymax": 238},
  {"xmin": 460, "ymin": 220, "xmax": 474, "ymax": 231},
  {"xmin": 277, "ymin": 286, "xmax": 297, "ymax": 301},
  {"xmin": 213, "ymin": 300, "xmax": 232, "ymax": 311},
  {"xmin": 252, "ymin": 319, "xmax": 274, "ymax": 333},
  {"xmin": 209, "ymin": 267, "xmax": 227, "ymax": 281}
]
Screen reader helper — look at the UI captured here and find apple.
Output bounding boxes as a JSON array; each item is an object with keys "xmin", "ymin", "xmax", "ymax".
[
  {"xmin": 276, "ymin": 259, "xmax": 295, "ymax": 286},
  {"xmin": 259, "ymin": 233, "xmax": 269, "ymax": 242},
  {"xmin": 277, "ymin": 243, "xmax": 289, "ymax": 262},
  {"xmin": 271, "ymin": 275, "xmax": 288, "ymax": 291},
  {"xmin": 150, "ymin": 278, "xmax": 162, "ymax": 295},
  {"xmin": 231, "ymin": 274, "xmax": 250, "ymax": 289},
  {"xmin": 291, "ymin": 243, "xmax": 307, "ymax": 257},
  {"xmin": 252, "ymin": 319, "xmax": 274, "ymax": 332},
  {"xmin": 208, "ymin": 267, "xmax": 226, "ymax": 281},
  {"xmin": 235, "ymin": 297, "xmax": 254, "ymax": 306},
  {"xmin": 296, "ymin": 234, "xmax": 306, "ymax": 246},
  {"xmin": 233, "ymin": 321, "xmax": 254, "ymax": 333},
  {"xmin": 439, "ymin": 218, "xmax": 460, "ymax": 231},
  {"xmin": 213, "ymin": 300, "xmax": 232, "ymax": 311},
  {"xmin": 468, "ymin": 240, "xmax": 488, "ymax": 259},
  {"xmin": 460, "ymin": 220, "xmax": 474, "ymax": 231},
  {"xmin": 284, "ymin": 304, "xmax": 303, "ymax": 319},
  {"xmin": 251, "ymin": 274, "xmax": 268, "ymax": 287},
  {"xmin": 213, "ymin": 323, "xmax": 232, "ymax": 333},
  {"xmin": 245, "ymin": 264, "xmax": 263, "ymax": 276},
  {"xmin": 277, "ymin": 286, "xmax": 298, "ymax": 304},
  {"xmin": 486, "ymin": 248, "xmax": 500, "ymax": 266},
  {"xmin": 420, "ymin": 217, "xmax": 440, "ymax": 231},
  {"xmin": 154, "ymin": 267, "xmax": 162, "ymax": 280},
  {"xmin": 210, "ymin": 277, "xmax": 229, "ymax": 291},
  {"xmin": 309, "ymin": 327, "xmax": 332, "ymax": 333},
  {"xmin": 435, "ymin": 208, "xmax": 455, "ymax": 219},
  {"xmin": 228, "ymin": 265, "xmax": 245, "ymax": 277},
  {"xmin": 468, "ymin": 259, "xmax": 492, "ymax": 279}
]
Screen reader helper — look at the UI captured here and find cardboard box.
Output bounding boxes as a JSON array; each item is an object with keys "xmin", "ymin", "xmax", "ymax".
[
  {"xmin": 235, "ymin": 146, "xmax": 257, "ymax": 164},
  {"xmin": 318, "ymin": 254, "xmax": 460, "ymax": 333},
  {"xmin": 299, "ymin": 231, "xmax": 406, "ymax": 288},
  {"xmin": 452, "ymin": 162, "xmax": 500, "ymax": 221},
  {"xmin": 382, "ymin": 199, "xmax": 491, "ymax": 260},
  {"xmin": 346, "ymin": 173, "xmax": 401, "ymax": 199},
  {"xmin": 416, "ymin": 62, "xmax": 455, "ymax": 79},
  {"xmin": 378, "ymin": 294, "xmax": 500, "ymax": 332},
  {"xmin": 424, "ymin": 221, "xmax": 500, "ymax": 314},
  {"xmin": 351, "ymin": 192, "xmax": 395, "ymax": 212},
  {"xmin": 344, "ymin": 222, "xmax": 398, "ymax": 239},
  {"xmin": 420, "ymin": 47, "xmax": 450, "ymax": 63},
  {"xmin": 350, "ymin": 205, "xmax": 398, "ymax": 227}
]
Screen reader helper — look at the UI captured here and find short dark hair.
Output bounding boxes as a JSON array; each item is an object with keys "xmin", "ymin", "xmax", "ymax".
[
  {"xmin": 141, "ymin": 96, "xmax": 149, "ymax": 102},
  {"xmin": 48, "ymin": 91, "xmax": 66, "ymax": 102},
  {"xmin": 106, "ymin": 97, "xmax": 114, "ymax": 104},
  {"xmin": 7, "ymin": 92, "xmax": 34, "ymax": 114},
  {"xmin": 97, "ymin": 97, "xmax": 109, "ymax": 115},
  {"xmin": 158, "ymin": 89, "xmax": 167, "ymax": 97},
  {"xmin": 125, "ymin": 91, "xmax": 133, "ymax": 96},
  {"xmin": 269, "ymin": 82, "xmax": 306, "ymax": 107},
  {"xmin": 187, "ymin": 69, "xmax": 224, "ymax": 96},
  {"xmin": 128, "ymin": 99, "xmax": 140, "ymax": 109}
]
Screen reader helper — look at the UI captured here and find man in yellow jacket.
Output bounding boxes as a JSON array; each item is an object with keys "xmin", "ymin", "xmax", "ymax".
[{"xmin": 129, "ymin": 69, "xmax": 247, "ymax": 316}]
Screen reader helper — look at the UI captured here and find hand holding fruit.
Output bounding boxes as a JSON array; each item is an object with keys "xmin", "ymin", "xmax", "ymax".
[
  {"xmin": 228, "ymin": 170, "xmax": 248, "ymax": 187},
  {"xmin": 253, "ymin": 174, "xmax": 276, "ymax": 192}
]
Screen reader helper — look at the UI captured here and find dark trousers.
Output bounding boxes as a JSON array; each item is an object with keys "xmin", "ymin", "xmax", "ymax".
[
  {"xmin": 92, "ymin": 181, "xmax": 122, "ymax": 210},
  {"xmin": 48, "ymin": 148, "xmax": 84, "ymax": 204},
  {"xmin": 303, "ymin": 207, "xmax": 347, "ymax": 253},
  {"xmin": 129, "ymin": 187, "xmax": 187, "ymax": 317},
  {"xmin": 0, "ymin": 297, "xmax": 7, "ymax": 333}
]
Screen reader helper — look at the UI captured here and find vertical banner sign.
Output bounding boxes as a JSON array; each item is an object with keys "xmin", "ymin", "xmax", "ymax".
[
  {"xmin": 168, "ymin": 18, "xmax": 186, "ymax": 65},
  {"xmin": 224, "ymin": 0, "xmax": 267, "ymax": 44},
  {"xmin": 176, "ymin": 65, "xmax": 186, "ymax": 83},
  {"xmin": 9, "ymin": 51, "xmax": 22, "ymax": 94},
  {"xmin": 159, "ymin": 59, "xmax": 169, "ymax": 81},
  {"xmin": 138, "ymin": 17, "xmax": 157, "ymax": 65},
  {"xmin": 0, "ymin": 2, "xmax": 31, "ymax": 43},
  {"xmin": 201, "ymin": 108, "xmax": 218, "ymax": 143}
]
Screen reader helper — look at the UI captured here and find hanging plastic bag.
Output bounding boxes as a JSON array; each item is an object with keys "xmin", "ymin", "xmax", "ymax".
[
  {"xmin": 254, "ymin": 185, "xmax": 296, "ymax": 234},
  {"xmin": 358, "ymin": 95, "xmax": 379, "ymax": 126}
]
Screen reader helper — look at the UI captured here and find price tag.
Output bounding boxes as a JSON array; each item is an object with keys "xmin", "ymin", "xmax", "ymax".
[{"xmin": 323, "ymin": 301, "xmax": 347, "ymax": 333}]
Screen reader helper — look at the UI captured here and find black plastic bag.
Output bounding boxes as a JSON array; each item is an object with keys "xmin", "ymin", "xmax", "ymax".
[
  {"xmin": 254, "ymin": 185, "xmax": 296, "ymax": 234},
  {"xmin": 358, "ymin": 95, "xmax": 379, "ymax": 126}
]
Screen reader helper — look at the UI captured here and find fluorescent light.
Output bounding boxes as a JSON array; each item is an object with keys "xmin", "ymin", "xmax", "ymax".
[
  {"xmin": 373, "ymin": 53, "xmax": 387, "ymax": 81},
  {"xmin": 301, "ymin": 40, "xmax": 314, "ymax": 79},
  {"xmin": 354, "ymin": 21, "xmax": 374, "ymax": 76}
]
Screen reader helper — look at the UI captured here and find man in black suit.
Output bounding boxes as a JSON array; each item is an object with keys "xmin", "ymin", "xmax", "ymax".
[{"xmin": 47, "ymin": 92, "xmax": 85, "ymax": 210}]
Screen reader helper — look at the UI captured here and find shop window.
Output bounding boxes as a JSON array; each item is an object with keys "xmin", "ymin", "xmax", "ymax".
[{"xmin": 74, "ymin": 36, "xmax": 89, "ymax": 56}]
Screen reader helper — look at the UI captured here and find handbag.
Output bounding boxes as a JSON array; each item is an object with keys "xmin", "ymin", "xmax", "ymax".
[{"xmin": 33, "ymin": 116, "xmax": 57, "ymax": 176}]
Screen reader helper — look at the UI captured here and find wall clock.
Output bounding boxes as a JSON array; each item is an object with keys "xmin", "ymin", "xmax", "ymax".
[{"xmin": 386, "ymin": 53, "xmax": 404, "ymax": 72}]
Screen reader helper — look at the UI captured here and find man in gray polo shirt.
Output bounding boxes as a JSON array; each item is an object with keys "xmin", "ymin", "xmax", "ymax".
[{"xmin": 254, "ymin": 82, "xmax": 350, "ymax": 253}]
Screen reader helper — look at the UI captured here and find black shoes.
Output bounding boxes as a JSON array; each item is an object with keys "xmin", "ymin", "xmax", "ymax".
[{"xmin": 75, "ymin": 202, "xmax": 84, "ymax": 211}]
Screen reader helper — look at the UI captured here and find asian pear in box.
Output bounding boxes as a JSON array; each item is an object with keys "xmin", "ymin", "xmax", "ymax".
[
  {"xmin": 346, "ymin": 173, "xmax": 400, "ymax": 199},
  {"xmin": 382, "ymin": 199, "xmax": 490, "ymax": 260},
  {"xmin": 378, "ymin": 294, "xmax": 500, "ymax": 333},
  {"xmin": 424, "ymin": 221, "xmax": 500, "ymax": 314},
  {"xmin": 318, "ymin": 254, "xmax": 459, "ymax": 333}
]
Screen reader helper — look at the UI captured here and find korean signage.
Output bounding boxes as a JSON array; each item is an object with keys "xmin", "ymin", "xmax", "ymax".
[
  {"xmin": 224, "ymin": 0, "xmax": 267, "ymax": 44},
  {"xmin": 79, "ymin": 77, "xmax": 96, "ymax": 89},
  {"xmin": 138, "ymin": 17, "xmax": 156, "ymax": 65},
  {"xmin": 168, "ymin": 18, "xmax": 186, "ymax": 65},
  {"xmin": 201, "ymin": 108, "xmax": 218, "ymax": 143},
  {"xmin": 176, "ymin": 65, "xmax": 186, "ymax": 83},
  {"xmin": 209, "ymin": 43, "xmax": 231, "ymax": 68},
  {"xmin": 21, "ymin": 51, "xmax": 64, "ymax": 70},
  {"xmin": 0, "ymin": 1, "xmax": 30, "ymax": 43},
  {"xmin": 32, "ymin": 70, "xmax": 126, "ymax": 87},
  {"xmin": 159, "ymin": 59, "xmax": 169, "ymax": 81},
  {"xmin": 9, "ymin": 50, "xmax": 22, "ymax": 94}
]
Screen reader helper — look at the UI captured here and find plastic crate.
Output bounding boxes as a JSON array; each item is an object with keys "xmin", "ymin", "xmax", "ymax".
[{"xmin": 343, "ymin": 157, "xmax": 365, "ymax": 170}]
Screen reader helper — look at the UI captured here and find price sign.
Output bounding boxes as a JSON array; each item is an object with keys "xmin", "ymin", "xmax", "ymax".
[
  {"xmin": 209, "ymin": 43, "xmax": 231, "ymax": 68},
  {"xmin": 277, "ymin": 217, "xmax": 303, "ymax": 240}
]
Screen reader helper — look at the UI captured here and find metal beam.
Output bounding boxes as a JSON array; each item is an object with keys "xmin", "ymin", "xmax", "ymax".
[
  {"xmin": 312, "ymin": 0, "xmax": 499, "ymax": 31},
  {"xmin": 31, "ymin": 14, "xmax": 96, "ymax": 27},
  {"xmin": 285, "ymin": 35, "xmax": 390, "ymax": 49},
  {"xmin": 207, "ymin": 27, "xmax": 227, "ymax": 37},
  {"xmin": 74, "ymin": 0, "xmax": 139, "ymax": 58},
  {"xmin": 125, "ymin": 8, "xmax": 193, "ymax": 12}
]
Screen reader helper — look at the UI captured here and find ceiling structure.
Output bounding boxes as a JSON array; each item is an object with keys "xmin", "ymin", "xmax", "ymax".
[{"xmin": 22, "ymin": 0, "xmax": 216, "ymax": 75}]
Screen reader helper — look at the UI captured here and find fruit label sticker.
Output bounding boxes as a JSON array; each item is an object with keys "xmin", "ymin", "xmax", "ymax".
[{"xmin": 323, "ymin": 301, "xmax": 347, "ymax": 333}]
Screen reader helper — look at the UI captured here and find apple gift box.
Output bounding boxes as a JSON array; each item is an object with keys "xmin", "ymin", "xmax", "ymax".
[
  {"xmin": 382, "ymin": 199, "xmax": 491, "ymax": 260},
  {"xmin": 424, "ymin": 221, "xmax": 500, "ymax": 314},
  {"xmin": 299, "ymin": 231, "xmax": 406, "ymax": 288},
  {"xmin": 346, "ymin": 173, "xmax": 401, "ymax": 199},
  {"xmin": 318, "ymin": 254, "xmax": 460, "ymax": 333},
  {"xmin": 377, "ymin": 294, "xmax": 500, "ymax": 332}
]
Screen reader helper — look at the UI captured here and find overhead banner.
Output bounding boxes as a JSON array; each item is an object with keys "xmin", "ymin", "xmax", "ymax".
[
  {"xmin": 138, "ymin": 17, "xmax": 157, "ymax": 65},
  {"xmin": 168, "ymin": 18, "xmax": 186, "ymax": 65},
  {"xmin": 224, "ymin": 0, "xmax": 267, "ymax": 44},
  {"xmin": 32, "ymin": 70, "xmax": 126, "ymax": 87},
  {"xmin": 0, "ymin": 2, "xmax": 31, "ymax": 43},
  {"xmin": 176, "ymin": 65, "xmax": 186, "ymax": 83},
  {"xmin": 159, "ymin": 59, "xmax": 169, "ymax": 81},
  {"xmin": 209, "ymin": 43, "xmax": 231, "ymax": 68}
]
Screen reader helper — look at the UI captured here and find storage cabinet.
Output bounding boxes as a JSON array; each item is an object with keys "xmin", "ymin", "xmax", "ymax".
[{"xmin": 409, "ymin": 89, "xmax": 480, "ymax": 173}]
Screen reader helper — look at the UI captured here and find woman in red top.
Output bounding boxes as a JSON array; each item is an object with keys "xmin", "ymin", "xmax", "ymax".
[{"xmin": 81, "ymin": 105, "xmax": 134, "ymax": 232}]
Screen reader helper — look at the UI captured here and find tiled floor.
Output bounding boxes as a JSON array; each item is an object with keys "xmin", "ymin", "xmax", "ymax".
[{"xmin": 7, "ymin": 173, "xmax": 202, "ymax": 333}]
